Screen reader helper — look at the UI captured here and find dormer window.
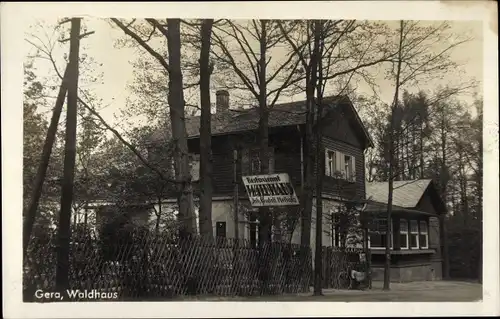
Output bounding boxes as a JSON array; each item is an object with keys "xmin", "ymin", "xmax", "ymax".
[
  {"xmin": 250, "ymin": 156, "xmax": 261, "ymax": 174},
  {"xmin": 246, "ymin": 148, "xmax": 274, "ymax": 175}
]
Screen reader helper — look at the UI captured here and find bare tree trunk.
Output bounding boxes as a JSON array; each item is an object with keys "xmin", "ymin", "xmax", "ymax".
[
  {"xmin": 383, "ymin": 20, "xmax": 404, "ymax": 291},
  {"xmin": 419, "ymin": 124, "xmax": 424, "ymax": 178},
  {"xmin": 439, "ymin": 118, "xmax": 451, "ymax": 278},
  {"xmin": 23, "ymin": 66, "xmax": 69, "ymax": 257},
  {"xmin": 257, "ymin": 19, "xmax": 272, "ymax": 294},
  {"xmin": 55, "ymin": 18, "xmax": 81, "ymax": 292},
  {"xmin": 166, "ymin": 19, "xmax": 195, "ymax": 238},
  {"xmin": 313, "ymin": 20, "xmax": 324, "ymax": 296},
  {"xmin": 199, "ymin": 19, "xmax": 214, "ymax": 238}
]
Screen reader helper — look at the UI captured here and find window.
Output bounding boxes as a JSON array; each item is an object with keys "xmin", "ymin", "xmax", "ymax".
[
  {"xmin": 250, "ymin": 157, "xmax": 261, "ymax": 174},
  {"xmin": 410, "ymin": 220, "xmax": 419, "ymax": 249},
  {"xmin": 189, "ymin": 154, "xmax": 200, "ymax": 181},
  {"xmin": 419, "ymin": 221, "xmax": 429, "ymax": 249},
  {"xmin": 249, "ymin": 214, "xmax": 258, "ymax": 249},
  {"xmin": 369, "ymin": 218, "xmax": 393, "ymax": 249},
  {"xmin": 324, "ymin": 149, "xmax": 355, "ymax": 181},
  {"xmin": 400, "ymin": 219, "xmax": 409, "ymax": 249},
  {"xmin": 248, "ymin": 148, "xmax": 274, "ymax": 174},
  {"xmin": 344, "ymin": 154, "xmax": 355, "ymax": 181},
  {"xmin": 326, "ymin": 150, "xmax": 337, "ymax": 177},
  {"xmin": 216, "ymin": 222, "xmax": 226, "ymax": 238}
]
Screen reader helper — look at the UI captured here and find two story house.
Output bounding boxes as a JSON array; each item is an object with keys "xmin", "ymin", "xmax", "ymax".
[{"xmin": 147, "ymin": 90, "xmax": 373, "ymax": 253}]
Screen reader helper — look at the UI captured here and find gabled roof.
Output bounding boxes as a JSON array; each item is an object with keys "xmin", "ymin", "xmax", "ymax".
[
  {"xmin": 364, "ymin": 200, "xmax": 437, "ymax": 217},
  {"xmin": 149, "ymin": 95, "xmax": 373, "ymax": 148},
  {"xmin": 366, "ymin": 179, "xmax": 433, "ymax": 208},
  {"xmin": 365, "ymin": 179, "xmax": 446, "ymax": 213}
]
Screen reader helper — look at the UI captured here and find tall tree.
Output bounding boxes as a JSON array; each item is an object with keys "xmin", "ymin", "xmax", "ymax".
[
  {"xmin": 55, "ymin": 17, "xmax": 81, "ymax": 291},
  {"xmin": 210, "ymin": 20, "xmax": 303, "ymax": 249},
  {"xmin": 375, "ymin": 20, "xmax": 474, "ymax": 289},
  {"xmin": 166, "ymin": 18, "xmax": 196, "ymax": 237},
  {"xmin": 23, "ymin": 61, "xmax": 64, "ymax": 239},
  {"xmin": 383, "ymin": 20, "xmax": 404, "ymax": 291},
  {"xmin": 312, "ymin": 19, "xmax": 325, "ymax": 296},
  {"xmin": 198, "ymin": 19, "xmax": 215, "ymax": 238},
  {"xmin": 278, "ymin": 20, "xmax": 400, "ymax": 252},
  {"xmin": 111, "ymin": 18, "xmax": 196, "ymax": 237}
]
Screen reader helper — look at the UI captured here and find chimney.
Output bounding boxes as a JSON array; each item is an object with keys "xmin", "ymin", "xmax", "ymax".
[{"xmin": 216, "ymin": 90, "xmax": 230, "ymax": 112}]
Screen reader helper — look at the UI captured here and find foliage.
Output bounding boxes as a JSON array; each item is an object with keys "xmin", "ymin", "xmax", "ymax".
[{"xmin": 324, "ymin": 200, "xmax": 368, "ymax": 249}]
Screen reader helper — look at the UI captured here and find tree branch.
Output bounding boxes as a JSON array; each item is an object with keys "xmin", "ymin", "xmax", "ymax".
[{"xmin": 111, "ymin": 18, "xmax": 170, "ymax": 73}]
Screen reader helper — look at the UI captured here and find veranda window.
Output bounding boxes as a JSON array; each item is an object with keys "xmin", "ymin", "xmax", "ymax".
[
  {"xmin": 400, "ymin": 219, "xmax": 409, "ymax": 249},
  {"xmin": 419, "ymin": 220, "xmax": 429, "ymax": 249},
  {"xmin": 410, "ymin": 220, "xmax": 419, "ymax": 249},
  {"xmin": 369, "ymin": 219, "xmax": 393, "ymax": 249}
]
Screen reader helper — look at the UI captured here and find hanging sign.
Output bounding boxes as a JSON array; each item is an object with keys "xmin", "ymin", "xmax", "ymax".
[{"xmin": 242, "ymin": 173, "xmax": 299, "ymax": 207}]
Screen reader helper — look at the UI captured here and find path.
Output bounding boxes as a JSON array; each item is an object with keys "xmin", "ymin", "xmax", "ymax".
[{"xmin": 177, "ymin": 280, "xmax": 482, "ymax": 302}]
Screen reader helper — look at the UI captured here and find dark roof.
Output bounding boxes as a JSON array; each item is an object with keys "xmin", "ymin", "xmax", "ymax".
[
  {"xmin": 365, "ymin": 179, "xmax": 447, "ymax": 214},
  {"xmin": 149, "ymin": 95, "xmax": 373, "ymax": 148}
]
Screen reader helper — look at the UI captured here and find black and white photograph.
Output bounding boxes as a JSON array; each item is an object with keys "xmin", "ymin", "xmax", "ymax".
[{"xmin": 2, "ymin": 1, "xmax": 498, "ymax": 318}]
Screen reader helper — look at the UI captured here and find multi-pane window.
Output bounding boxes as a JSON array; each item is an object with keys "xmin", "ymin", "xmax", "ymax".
[
  {"xmin": 400, "ymin": 219, "xmax": 409, "ymax": 249},
  {"xmin": 250, "ymin": 157, "xmax": 260, "ymax": 174},
  {"xmin": 324, "ymin": 149, "xmax": 355, "ymax": 181},
  {"xmin": 369, "ymin": 218, "xmax": 393, "ymax": 249},
  {"xmin": 419, "ymin": 221, "xmax": 428, "ymax": 249},
  {"xmin": 367, "ymin": 219, "xmax": 430, "ymax": 251},
  {"xmin": 410, "ymin": 220, "xmax": 419, "ymax": 249},
  {"xmin": 326, "ymin": 150, "xmax": 336, "ymax": 177},
  {"xmin": 248, "ymin": 148, "xmax": 274, "ymax": 174},
  {"xmin": 344, "ymin": 154, "xmax": 354, "ymax": 181}
]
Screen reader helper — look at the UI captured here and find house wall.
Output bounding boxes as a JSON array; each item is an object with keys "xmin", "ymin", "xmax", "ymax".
[
  {"xmin": 183, "ymin": 127, "xmax": 305, "ymax": 199},
  {"xmin": 152, "ymin": 115, "xmax": 367, "ymax": 202},
  {"xmin": 415, "ymin": 191, "xmax": 439, "ymax": 215},
  {"xmin": 321, "ymin": 137, "xmax": 366, "ymax": 200},
  {"xmin": 371, "ymin": 255, "xmax": 443, "ymax": 282},
  {"xmin": 371, "ymin": 263, "xmax": 442, "ymax": 282},
  {"xmin": 319, "ymin": 105, "xmax": 367, "ymax": 200}
]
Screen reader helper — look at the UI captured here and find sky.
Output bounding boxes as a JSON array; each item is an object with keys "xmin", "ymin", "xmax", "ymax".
[{"xmin": 23, "ymin": 18, "xmax": 484, "ymax": 135}]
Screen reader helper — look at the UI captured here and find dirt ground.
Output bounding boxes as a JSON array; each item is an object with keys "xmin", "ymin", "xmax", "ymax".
[{"xmin": 178, "ymin": 280, "xmax": 482, "ymax": 302}]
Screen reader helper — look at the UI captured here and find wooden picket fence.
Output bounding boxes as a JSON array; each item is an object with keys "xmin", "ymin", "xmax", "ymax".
[
  {"xmin": 321, "ymin": 246, "xmax": 370, "ymax": 289},
  {"xmin": 23, "ymin": 229, "xmax": 314, "ymax": 301}
]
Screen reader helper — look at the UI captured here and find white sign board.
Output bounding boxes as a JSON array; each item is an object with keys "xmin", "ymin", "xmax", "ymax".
[{"xmin": 242, "ymin": 173, "xmax": 300, "ymax": 207}]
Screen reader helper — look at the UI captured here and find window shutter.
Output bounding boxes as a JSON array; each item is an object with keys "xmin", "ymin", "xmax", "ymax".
[
  {"xmin": 241, "ymin": 149, "xmax": 250, "ymax": 176},
  {"xmin": 350, "ymin": 156, "xmax": 356, "ymax": 182},
  {"xmin": 324, "ymin": 150, "xmax": 329, "ymax": 176}
]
